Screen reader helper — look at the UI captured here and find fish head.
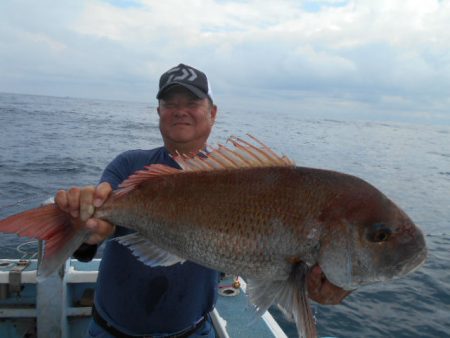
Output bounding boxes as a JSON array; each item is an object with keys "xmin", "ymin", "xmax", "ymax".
[{"xmin": 317, "ymin": 184, "xmax": 427, "ymax": 291}]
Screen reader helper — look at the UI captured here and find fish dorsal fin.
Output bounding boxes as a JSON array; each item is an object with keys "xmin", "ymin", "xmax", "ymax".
[
  {"xmin": 174, "ymin": 134, "xmax": 295, "ymax": 171},
  {"xmin": 115, "ymin": 135, "xmax": 294, "ymax": 197},
  {"xmin": 115, "ymin": 164, "xmax": 180, "ymax": 196}
]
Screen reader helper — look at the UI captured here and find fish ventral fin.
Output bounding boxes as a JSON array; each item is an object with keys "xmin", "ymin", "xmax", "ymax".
[
  {"xmin": 115, "ymin": 134, "xmax": 294, "ymax": 197},
  {"xmin": 115, "ymin": 233, "xmax": 186, "ymax": 267},
  {"xmin": 246, "ymin": 263, "xmax": 317, "ymax": 338}
]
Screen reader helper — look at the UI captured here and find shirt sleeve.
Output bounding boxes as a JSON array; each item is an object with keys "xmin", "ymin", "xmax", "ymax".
[
  {"xmin": 72, "ymin": 242, "xmax": 98, "ymax": 262},
  {"xmin": 99, "ymin": 152, "xmax": 133, "ymax": 190}
]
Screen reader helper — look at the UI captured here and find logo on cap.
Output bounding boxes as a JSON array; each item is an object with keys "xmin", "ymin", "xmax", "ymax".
[{"xmin": 164, "ymin": 66, "xmax": 198, "ymax": 85}]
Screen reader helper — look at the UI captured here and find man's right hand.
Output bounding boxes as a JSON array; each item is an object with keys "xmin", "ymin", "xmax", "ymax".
[{"xmin": 55, "ymin": 182, "xmax": 116, "ymax": 245}]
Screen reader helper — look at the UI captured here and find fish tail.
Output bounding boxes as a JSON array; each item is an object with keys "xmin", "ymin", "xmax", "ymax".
[
  {"xmin": 0, "ymin": 204, "xmax": 88, "ymax": 278},
  {"xmin": 247, "ymin": 263, "xmax": 317, "ymax": 338}
]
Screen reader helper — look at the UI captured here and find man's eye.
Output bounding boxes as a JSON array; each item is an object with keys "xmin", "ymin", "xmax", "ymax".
[{"xmin": 188, "ymin": 101, "xmax": 200, "ymax": 108}]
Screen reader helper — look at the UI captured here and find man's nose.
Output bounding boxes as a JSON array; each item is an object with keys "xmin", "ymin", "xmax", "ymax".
[{"xmin": 173, "ymin": 104, "xmax": 189, "ymax": 116}]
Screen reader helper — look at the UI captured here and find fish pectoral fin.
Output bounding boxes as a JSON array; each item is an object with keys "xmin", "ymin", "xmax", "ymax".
[
  {"xmin": 115, "ymin": 233, "xmax": 185, "ymax": 267},
  {"xmin": 247, "ymin": 263, "xmax": 317, "ymax": 338}
]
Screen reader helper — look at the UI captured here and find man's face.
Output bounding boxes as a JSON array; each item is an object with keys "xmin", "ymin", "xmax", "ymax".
[{"xmin": 157, "ymin": 86, "xmax": 217, "ymax": 152}]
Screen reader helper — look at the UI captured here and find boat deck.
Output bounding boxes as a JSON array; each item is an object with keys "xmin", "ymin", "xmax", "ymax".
[{"xmin": 0, "ymin": 259, "xmax": 287, "ymax": 338}]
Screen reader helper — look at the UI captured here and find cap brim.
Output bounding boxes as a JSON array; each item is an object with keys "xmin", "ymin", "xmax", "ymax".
[{"xmin": 156, "ymin": 82, "xmax": 208, "ymax": 100}]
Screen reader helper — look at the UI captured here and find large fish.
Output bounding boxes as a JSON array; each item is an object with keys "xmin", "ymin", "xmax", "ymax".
[{"xmin": 0, "ymin": 136, "xmax": 427, "ymax": 338}]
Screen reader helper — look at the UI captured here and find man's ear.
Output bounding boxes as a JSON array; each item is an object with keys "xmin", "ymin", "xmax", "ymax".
[
  {"xmin": 210, "ymin": 105, "xmax": 217, "ymax": 124},
  {"xmin": 157, "ymin": 106, "xmax": 161, "ymax": 116}
]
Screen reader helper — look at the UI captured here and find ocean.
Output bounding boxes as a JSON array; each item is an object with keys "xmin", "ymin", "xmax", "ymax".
[{"xmin": 0, "ymin": 92, "xmax": 449, "ymax": 337}]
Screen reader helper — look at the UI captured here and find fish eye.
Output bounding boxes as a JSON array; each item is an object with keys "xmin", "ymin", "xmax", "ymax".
[{"xmin": 366, "ymin": 223, "xmax": 392, "ymax": 243}]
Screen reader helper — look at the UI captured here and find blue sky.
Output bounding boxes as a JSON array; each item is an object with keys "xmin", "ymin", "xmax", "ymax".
[{"xmin": 0, "ymin": 0, "xmax": 449, "ymax": 124}]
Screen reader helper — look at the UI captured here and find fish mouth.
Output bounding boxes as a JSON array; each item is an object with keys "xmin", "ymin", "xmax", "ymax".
[
  {"xmin": 320, "ymin": 243, "xmax": 428, "ymax": 291},
  {"xmin": 392, "ymin": 231, "xmax": 428, "ymax": 278},
  {"xmin": 397, "ymin": 245, "xmax": 427, "ymax": 276},
  {"xmin": 348, "ymin": 246, "xmax": 428, "ymax": 288}
]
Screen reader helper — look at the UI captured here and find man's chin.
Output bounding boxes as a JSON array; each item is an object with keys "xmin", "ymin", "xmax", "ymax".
[
  {"xmin": 170, "ymin": 134, "xmax": 195, "ymax": 144},
  {"xmin": 166, "ymin": 133, "xmax": 199, "ymax": 149}
]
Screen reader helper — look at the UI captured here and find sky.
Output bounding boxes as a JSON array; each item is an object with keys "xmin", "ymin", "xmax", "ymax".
[{"xmin": 1, "ymin": 0, "xmax": 450, "ymax": 124}]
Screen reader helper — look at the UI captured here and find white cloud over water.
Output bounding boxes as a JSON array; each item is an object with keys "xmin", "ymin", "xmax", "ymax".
[{"xmin": 0, "ymin": 0, "xmax": 449, "ymax": 123}]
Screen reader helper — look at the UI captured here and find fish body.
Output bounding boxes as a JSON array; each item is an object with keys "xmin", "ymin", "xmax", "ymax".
[
  {"xmin": 0, "ymin": 136, "xmax": 427, "ymax": 338},
  {"xmin": 98, "ymin": 165, "xmax": 426, "ymax": 289}
]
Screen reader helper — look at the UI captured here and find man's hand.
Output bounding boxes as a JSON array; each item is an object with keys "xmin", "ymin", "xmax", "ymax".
[
  {"xmin": 306, "ymin": 265, "xmax": 352, "ymax": 305},
  {"xmin": 55, "ymin": 182, "xmax": 116, "ymax": 245}
]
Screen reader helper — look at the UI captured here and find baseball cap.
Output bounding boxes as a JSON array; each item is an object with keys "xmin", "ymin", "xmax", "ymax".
[{"xmin": 156, "ymin": 63, "xmax": 213, "ymax": 102}]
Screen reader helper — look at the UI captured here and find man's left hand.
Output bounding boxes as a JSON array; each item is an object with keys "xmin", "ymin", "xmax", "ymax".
[{"xmin": 306, "ymin": 265, "xmax": 352, "ymax": 305}]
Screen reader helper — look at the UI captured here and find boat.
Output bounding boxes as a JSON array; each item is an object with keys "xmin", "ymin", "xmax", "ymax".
[{"xmin": 0, "ymin": 245, "xmax": 289, "ymax": 338}]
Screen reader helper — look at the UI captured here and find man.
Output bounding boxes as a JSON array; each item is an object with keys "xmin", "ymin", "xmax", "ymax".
[{"xmin": 55, "ymin": 64, "xmax": 350, "ymax": 337}]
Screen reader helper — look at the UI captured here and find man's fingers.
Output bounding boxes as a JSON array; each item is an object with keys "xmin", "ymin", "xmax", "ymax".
[
  {"xmin": 54, "ymin": 183, "xmax": 114, "ymax": 245},
  {"xmin": 308, "ymin": 265, "xmax": 323, "ymax": 283},
  {"xmin": 85, "ymin": 219, "xmax": 115, "ymax": 245},
  {"xmin": 94, "ymin": 182, "xmax": 112, "ymax": 208},
  {"xmin": 97, "ymin": 219, "xmax": 115, "ymax": 237},
  {"xmin": 67, "ymin": 187, "xmax": 81, "ymax": 218},
  {"xmin": 55, "ymin": 190, "xmax": 69, "ymax": 212},
  {"xmin": 80, "ymin": 186, "xmax": 96, "ymax": 222}
]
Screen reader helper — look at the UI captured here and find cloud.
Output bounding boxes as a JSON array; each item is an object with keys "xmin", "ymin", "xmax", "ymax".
[{"xmin": 0, "ymin": 0, "xmax": 449, "ymax": 123}]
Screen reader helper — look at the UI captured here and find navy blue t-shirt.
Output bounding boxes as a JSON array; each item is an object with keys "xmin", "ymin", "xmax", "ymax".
[{"xmin": 94, "ymin": 147, "xmax": 219, "ymax": 336}]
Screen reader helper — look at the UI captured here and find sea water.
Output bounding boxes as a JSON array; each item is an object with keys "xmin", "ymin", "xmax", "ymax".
[{"xmin": 0, "ymin": 92, "xmax": 449, "ymax": 337}]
